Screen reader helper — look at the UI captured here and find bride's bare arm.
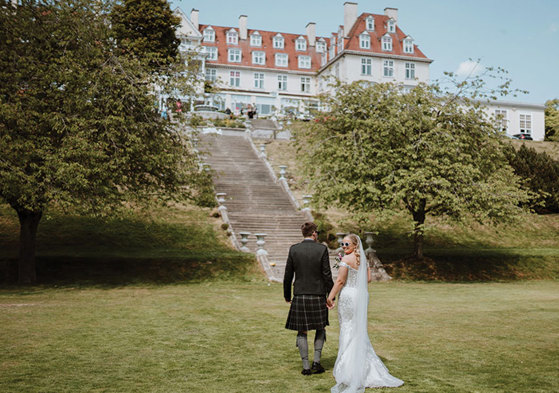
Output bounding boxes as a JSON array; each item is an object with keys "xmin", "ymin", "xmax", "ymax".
[{"xmin": 327, "ymin": 266, "xmax": 348, "ymax": 308}]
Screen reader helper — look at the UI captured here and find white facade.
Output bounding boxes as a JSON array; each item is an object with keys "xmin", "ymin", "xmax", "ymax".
[{"xmin": 483, "ymin": 101, "xmax": 546, "ymax": 141}]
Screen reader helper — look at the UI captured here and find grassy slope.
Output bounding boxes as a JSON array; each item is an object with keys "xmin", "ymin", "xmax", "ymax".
[
  {"xmin": 0, "ymin": 203, "xmax": 257, "ymax": 284},
  {"xmin": 1, "ymin": 280, "xmax": 557, "ymax": 393},
  {"xmin": 259, "ymin": 136, "xmax": 559, "ymax": 280}
]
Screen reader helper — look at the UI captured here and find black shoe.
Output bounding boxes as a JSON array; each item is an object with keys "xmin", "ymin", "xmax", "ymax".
[
  {"xmin": 301, "ymin": 368, "xmax": 312, "ymax": 376},
  {"xmin": 311, "ymin": 362, "xmax": 325, "ymax": 374}
]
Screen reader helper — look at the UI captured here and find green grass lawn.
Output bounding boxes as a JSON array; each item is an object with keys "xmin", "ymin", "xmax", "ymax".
[{"xmin": 1, "ymin": 280, "xmax": 558, "ymax": 393}]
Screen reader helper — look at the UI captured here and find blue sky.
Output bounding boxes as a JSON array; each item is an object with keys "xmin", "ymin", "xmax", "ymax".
[{"xmin": 171, "ymin": 0, "xmax": 558, "ymax": 105}]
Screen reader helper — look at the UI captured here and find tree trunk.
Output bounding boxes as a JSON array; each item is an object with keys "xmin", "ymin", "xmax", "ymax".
[
  {"xmin": 17, "ymin": 209, "xmax": 42, "ymax": 284},
  {"xmin": 412, "ymin": 199, "xmax": 426, "ymax": 260}
]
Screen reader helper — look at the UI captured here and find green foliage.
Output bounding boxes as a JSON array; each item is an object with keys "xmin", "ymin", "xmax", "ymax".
[
  {"xmin": 0, "ymin": 0, "xmax": 208, "ymax": 214},
  {"xmin": 544, "ymin": 98, "xmax": 559, "ymax": 141},
  {"xmin": 504, "ymin": 144, "xmax": 559, "ymax": 213},
  {"xmin": 294, "ymin": 80, "xmax": 531, "ymax": 259},
  {"xmin": 111, "ymin": 0, "xmax": 180, "ymax": 70},
  {"xmin": 0, "ymin": 0, "xmax": 211, "ymax": 282},
  {"xmin": 210, "ymin": 118, "xmax": 246, "ymax": 129},
  {"xmin": 311, "ymin": 210, "xmax": 338, "ymax": 248},
  {"xmin": 188, "ymin": 114, "xmax": 205, "ymax": 128}
]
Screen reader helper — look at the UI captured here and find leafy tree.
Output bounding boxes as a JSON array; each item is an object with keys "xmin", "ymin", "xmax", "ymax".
[
  {"xmin": 111, "ymin": 0, "xmax": 180, "ymax": 70},
  {"xmin": 0, "ymin": 0, "xmax": 210, "ymax": 284},
  {"xmin": 504, "ymin": 144, "xmax": 559, "ymax": 213},
  {"xmin": 294, "ymin": 80, "xmax": 531, "ymax": 260},
  {"xmin": 544, "ymin": 99, "xmax": 559, "ymax": 141}
]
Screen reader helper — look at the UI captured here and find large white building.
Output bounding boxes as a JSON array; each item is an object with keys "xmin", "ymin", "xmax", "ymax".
[{"xmin": 174, "ymin": 2, "xmax": 545, "ymax": 140}]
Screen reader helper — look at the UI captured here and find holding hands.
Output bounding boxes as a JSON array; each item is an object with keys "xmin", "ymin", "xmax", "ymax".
[{"xmin": 326, "ymin": 297, "xmax": 335, "ymax": 310}]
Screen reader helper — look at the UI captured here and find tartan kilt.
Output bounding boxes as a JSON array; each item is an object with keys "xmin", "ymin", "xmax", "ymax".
[{"xmin": 285, "ymin": 295, "xmax": 329, "ymax": 331}]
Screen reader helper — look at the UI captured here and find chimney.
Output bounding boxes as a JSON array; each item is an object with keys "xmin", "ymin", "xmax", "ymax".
[
  {"xmin": 384, "ymin": 7, "xmax": 398, "ymax": 22},
  {"xmin": 306, "ymin": 22, "xmax": 316, "ymax": 46},
  {"xmin": 343, "ymin": 2, "xmax": 358, "ymax": 37},
  {"xmin": 190, "ymin": 9, "xmax": 199, "ymax": 30},
  {"xmin": 239, "ymin": 15, "xmax": 248, "ymax": 40}
]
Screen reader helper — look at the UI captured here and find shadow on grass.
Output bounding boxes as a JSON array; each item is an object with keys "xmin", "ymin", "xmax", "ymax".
[
  {"xmin": 377, "ymin": 249, "xmax": 559, "ymax": 281},
  {"xmin": 0, "ymin": 252, "xmax": 260, "ymax": 289}
]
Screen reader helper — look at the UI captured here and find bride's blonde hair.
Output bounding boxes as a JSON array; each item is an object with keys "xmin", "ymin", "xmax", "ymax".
[{"xmin": 347, "ymin": 233, "xmax": 360, "ymax": 266}]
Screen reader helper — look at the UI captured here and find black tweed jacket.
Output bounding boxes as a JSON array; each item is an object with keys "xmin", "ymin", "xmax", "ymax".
[{"xmin": 283, "ymin": 239, "xmax": 334, "ymax": 301}]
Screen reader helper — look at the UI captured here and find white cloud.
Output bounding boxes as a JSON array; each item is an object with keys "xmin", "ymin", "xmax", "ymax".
[
  {"xmin": 455, "ymin": 60, "xmax": 483, "ymax": 78},
  {"xmin": 549, "ymin": 23, "xmax": 558, "ymax": 33}
]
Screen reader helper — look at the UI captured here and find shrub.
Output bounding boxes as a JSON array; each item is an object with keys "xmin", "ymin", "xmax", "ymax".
[{"xmin": 504, "ymin": 144, "xmax": 559, "ymax": 213}]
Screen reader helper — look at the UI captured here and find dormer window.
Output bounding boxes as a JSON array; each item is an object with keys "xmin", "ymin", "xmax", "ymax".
[
  {"xmin": 387, "ymin": 18, "xmax": 396, "ymax": 33},
  {"xmin": 298, "ymin": 55, "xmax": 311, "ymax": 69},
  {"xmin": 359, "ymin": 32, "xmax": 370, "ymax": 49},
  {"xmin": 228, "ymin": 48, "xmax": 241, "ymax": 62},
  {"xmin": 366, "ymin": 16, "xmax": 375, "ymax": 31},
  {"xmin": 403, "ymin": 37, "xmax": 414, "ymax": 54},
  {"xmin": 275, "ymin": 53, "xmax": 288, "ymax": 67},
  {"xmin": 203, "ymin": 27, "xmax": 215, "ymax": 42},
  {"xmin": 382, "ymin": 34, "xmax": 392, "ymax": 51},
  {"xmin": 273, "ymin": 34, "xmax": 284, "ymax": 49},
  {"xmin": 296, "ymin": 36, "xmax": 307, "ymax": 51},
  {"xmin": 250, "ymin": 32, "xmax": 262, "ymax": 47},
  {"xmin": 252, "ymin": 51, "xmax": 265, "ymax": 65},
  {"xmin": 316, "ymin": 39, "xmax": 326, "ymax": 53},
  {"xmin": 226, "ymin": 29, "xmax": 238, "ymax": 45}
]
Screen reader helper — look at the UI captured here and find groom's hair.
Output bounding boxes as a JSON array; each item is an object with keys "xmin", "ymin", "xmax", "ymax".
[{"xmin": 301, "ymin": 222, "xmax": 318, "ymax": 237}]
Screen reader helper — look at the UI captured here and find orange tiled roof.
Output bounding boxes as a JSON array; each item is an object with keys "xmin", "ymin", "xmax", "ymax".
[
  {"xmin": 200, "ymin": 12, "xmax": 429, "ymax": 72},
  {"xmin": 200, "ymin": 25, "xmax": 329, "ymax": 72},
  {"xmin": 342, "ymin": 13, "xmax": 428, "ymax": 59}
]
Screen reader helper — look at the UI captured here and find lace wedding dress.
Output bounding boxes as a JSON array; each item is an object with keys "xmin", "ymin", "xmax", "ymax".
[{"xmin": 332, "ymin": 239, "xmax": 403, "ymax": 393}]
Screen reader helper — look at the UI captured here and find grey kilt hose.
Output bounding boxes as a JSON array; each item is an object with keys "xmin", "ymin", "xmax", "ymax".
[{"xmin": 285, "ymin": 294, "xmax": 329, "ymax": 331}]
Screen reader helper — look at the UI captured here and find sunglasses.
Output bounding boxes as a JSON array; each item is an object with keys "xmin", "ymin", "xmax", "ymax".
[{"xmin": 341, "ymin": 242, "xmax": 352, "ymax": 247}]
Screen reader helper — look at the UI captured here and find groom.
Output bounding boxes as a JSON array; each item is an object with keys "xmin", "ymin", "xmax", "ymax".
[{"xmin": 284, "ymin": 222, "xmax": 334, "ymax": 375}]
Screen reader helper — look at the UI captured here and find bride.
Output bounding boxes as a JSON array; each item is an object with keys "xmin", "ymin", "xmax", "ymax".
[{"xmin": 326, "ymin": 234, "xmax": 403, "ymax": 392}]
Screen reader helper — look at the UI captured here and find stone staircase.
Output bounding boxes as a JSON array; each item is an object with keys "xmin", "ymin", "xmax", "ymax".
[{"xmin": 201, "ymin": 133, "xmax": 309, "ymax": 281}]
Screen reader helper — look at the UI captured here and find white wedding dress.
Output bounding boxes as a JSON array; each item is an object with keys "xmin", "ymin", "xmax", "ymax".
[{"xmin": 332, "ymin": 240, "xmax": 403, "ymax": 393}]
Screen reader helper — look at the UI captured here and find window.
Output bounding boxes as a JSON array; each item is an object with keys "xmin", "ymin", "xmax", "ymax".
[
  {"xmin": 359, "ymin": 33, "xmax": 370, "ymax": 49},
  {"xmin": 250, "ymin": 32, "xmax": 261, "ymax": 47},
  {"xmin": 495, "ymin": 109, "xmax": 508, "ymax": 131},
  {"xmin": 252, "ymin": 51, "xmax": 265, "ymax": 65},
  {"xmin": 387, "ymin": 19, "xmax": 396, "ymax": 33},
  {"xmin": 301, "ymin": 77, "xmax": 311, "ymax": 92},
  {"xmin": 383, "ymin": 60, "xmax": 394, "ymax": 77},
  {"xmin": 273, "ymin": 34, "xmax": 284, "ymax": 49},
  {"xmin": 278, "ymin": 75, "xmax": 287, "ymax": 91},
  {"xmin": 366, "ymin": 16, "xmax": 375, "ymax": 31},
  {"xmin": 203, "ymin": 27, "xmax": 215, "ymax": 42},
  {"xmin": 321, "ymin": 52, "xmax": 327, "ymax": 66},
  {"xmin": 361, "ymin": 58, "xmax": 372, "ymax": 75},
  {"xmin": 520, "ymin": 114, "xmax": 532, "ymax": 133},
  {"xmin": 226, "ymin": 30, "xmax": 238, "ymax": 44},
  {"xmin": 205, "ymin": 46, "xmax": 218, "ymax": 60},
  {"xmin": 228, "ymin": 48, "xmax": 241, "ymax": 62},
  {"xmin": 254, "ymin": 73, "xmax": 264, "ymax": 89},
  {"xmin": 316, "ymin": 41, "xmax": 326, "ymax": 53},
  {"xmin": 403, "ymin": 38, "xmax": 414, "ymax": 54},
  {"xmin": 298, "ymin": 55, "xmax": 311, "ymax": 69},
  {"xmin": 405, "ymin": 62, "xmax": 415, "ymax": 79},
  {"xmin": 296, "ymin": 37, "xmax": 307, "ymax": 51},
  {"xmin": 229, "ymin": 71, "xmax": 240, "ymax": 87},
  {"xmin": 382, "ymin": 35, "xmax": 392, "ymax": 51},
  {"xmin": 205, "ymin": 68, "xmax": 217, "ymax": 82},
  {"xmin": 275, "ymin": 53, "xmax": 288, "ymax": 67}
]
